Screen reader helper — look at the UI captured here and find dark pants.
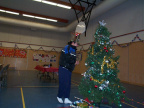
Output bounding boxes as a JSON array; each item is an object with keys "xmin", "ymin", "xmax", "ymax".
[{"xmin": 57, "ymin": 66, "xmax": 72, "ymax": 98}]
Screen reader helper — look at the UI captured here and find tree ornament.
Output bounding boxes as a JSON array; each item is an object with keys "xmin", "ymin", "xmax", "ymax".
[
  {"xmin": 90, "ymin": 78, "xmax": 92, "ymax": 81},
  {"xmin": 90, "ymin": 76, "xmax": 104, "ymax": 84},
  {"xmin": 91, "ymin": 62, "xmax": 94, "ymax": 65},
  {"xmin": 99, "ymin": 86, "xmax": 103, "ymax": 90},
  {"xmin": 88, "ymin": 90, "xmax": 91, "ymax": 93},
  {"xmin": 123, "ymin": 90, "xmax": 126, "ymax": 94},
  {"xmin": 95, "ymin": 85, "xmax": 98, "ymax": 88},
  {"xmin": 85, "ymin": 63, "xmax": 88, "ymax": 66},
  {"xmin": 101, "ymin": 56, "xmax": 106, "ymax": 74},
  {"xmin": 118, "ymin": 104, "xmax": 122, "ymax": 107},
  {"xmin": 81, "ymin": 72, "xmax": 86, "ymax": 77},
  {"xmin": 105, "ymin": 60, "xmax": 109, "ymax": 63},
  {"xmin": 92, "ymin": 46, "xmax": 94, "ymax": 55},
  {"xmin": 104, "ymin": 47, "xmax": 107, "ymax": 50},
  {"xmin": 99, "ymin": 20, "xmax": 106, "ymax": 26},
  {"xmin": 102, "ymin": 42, "xmax": 104, "ymax": 45},
  {"xmin": 106, "ymin": 50, "xmax": 108, "ymax": 52},
  {"xmin": 116, "ymin": 92, "xmax": 119, "ymax": 95},
  {"xmin": 105, "ymin": 80, "xmax": 109, "ymax": 84}
]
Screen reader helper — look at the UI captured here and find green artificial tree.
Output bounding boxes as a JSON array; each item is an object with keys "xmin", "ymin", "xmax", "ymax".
[{"xmin": 79, "ymin": 20, "xmax": 126, "ymax": 107}]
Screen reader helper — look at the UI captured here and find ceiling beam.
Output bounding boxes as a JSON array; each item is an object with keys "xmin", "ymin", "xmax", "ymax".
[{"xmin": 0, "ymin": 6, "xmax": 68, "ymax": 23}]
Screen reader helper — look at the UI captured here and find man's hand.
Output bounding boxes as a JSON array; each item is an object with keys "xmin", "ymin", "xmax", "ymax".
[{"xmin": 75, "ymin": 61, "xmax": 79, "ymax": 65}]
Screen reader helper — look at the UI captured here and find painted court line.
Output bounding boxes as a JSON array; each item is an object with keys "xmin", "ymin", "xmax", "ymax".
[
  {"xmin": 71, "ymin": 82, "xmax": 79, "ymax": 86},
  {"xmin": 19, "ymin": 86, "xmax": 59, "ymax": 88},
  {"xmin": 20, "ymin": 87, "xmax": 26, "ymax": 108},
  {"xmin": 122, "ymin": 102, "xmax": 137, "ymax": 108},
  {"xmin": 72, "ymin": 80, "xmax": 80, "ymax": 84},
  {"xmin": 128, "ymin": 98, "xmax": 144, "ymax": 106}
]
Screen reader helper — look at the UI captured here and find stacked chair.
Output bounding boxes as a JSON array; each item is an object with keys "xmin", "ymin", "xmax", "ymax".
[{"xmin": 0, "ymin": 64, "xmax": 10, "ymax": 88}]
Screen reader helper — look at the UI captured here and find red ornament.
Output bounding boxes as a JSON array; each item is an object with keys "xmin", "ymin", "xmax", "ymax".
[
  {"xmin": 95, "ymin": 85, "xmax": 98, "ymax": 88},
  {"xmin": 106, "ymin": 50, "xmax": 108, "ymax": 52},
  {"xmin": 90, "ymin": 78, "xmax": 92, "ymax": 81},
  {"xmin": 84, "ymin": 98, "xmax": 92, "ymax": 103},
  {"xmin": 121, "ymin": 99, "xmax": 125, "ymax": 102},
  {"xmin": 104, "ymin": 47, "xmax": 107, "ymax": 50},
  {"xmin": 123, "ymin": 90, "xmax": 126, "ymax": 94}
]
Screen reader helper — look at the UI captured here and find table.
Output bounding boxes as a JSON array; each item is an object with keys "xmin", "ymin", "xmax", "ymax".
[{"xmin": 34, "ymin": 65, "xmax": 59, "ymax": 81}]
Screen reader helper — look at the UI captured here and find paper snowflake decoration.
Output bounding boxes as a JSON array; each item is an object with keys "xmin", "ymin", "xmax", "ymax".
[{"xmin": 99, "ymin": 20, "xmax": 106, "ymax": 26}]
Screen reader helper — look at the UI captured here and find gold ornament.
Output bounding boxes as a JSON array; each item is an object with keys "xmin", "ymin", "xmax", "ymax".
[
  {"xmin": 101, "ymin": 56, "xmax": 117, "ymax": 74},
  {"xmin": 90, "ymin": 76, "xmax": 105, "ymax": 84},
  {"xmin": 92, "ymin": 46, "xmax": 94, "ymax": 55},
  {"xmin": 107, "ymin": 58, "xmax": 117, "ymax": 69},
  {"xmin": 101, "ymin": 56, "xmax": 106, "ymax": 74}
]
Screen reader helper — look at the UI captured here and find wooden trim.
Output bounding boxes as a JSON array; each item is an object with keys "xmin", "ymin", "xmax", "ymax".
[
  {"xmin": 0, "ymin": 41, "xmax": 63, "ymax": 48},
  {"xmin": 120, "ymin": 80, "xmax": 144, "ymax": 87},
  {"xmin": 110, "ymin": 30, "xmax": 144, "ymax": 39},
  {"xmin": 0, "ymin": 6, "xmax": 68, "ymax": 23},
  {"xmin": 78, "ymin": 30, "xmax": 144, "ymax": 46}
]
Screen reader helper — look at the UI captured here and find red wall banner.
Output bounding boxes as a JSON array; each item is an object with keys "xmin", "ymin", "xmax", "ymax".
[{"xmin": 0, "ymin": 48, "xmax": 27, "ymax": 58}]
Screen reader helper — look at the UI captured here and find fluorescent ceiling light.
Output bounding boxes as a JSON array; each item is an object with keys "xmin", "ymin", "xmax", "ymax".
[
  {"xmin": 23, "ymin": 14, "xmax": 35, "ymax": 18},
  {"xmin": 5, "ymin": 11, "xmax": 19, "ymax": 15},
  {"xmin": 33, "ymin": 0, "xmax": 41, "ymax": 2},
  {"xmin": 33, "ymin": 0, "xmax": 71, "ymax": 9},
  {"xmin": 35, "ymin": 16, "xmax": 47, "ymax": 20},
  {"xmin": 22, "ymin": 14, "xmax": 57, "ymax": 22},
  {"xmin": 57, "ymin": 4, "xmax": 71, "ymax": 9},
  {"xmin": 46, "ymin": 18, "xmax": 57, "ymax": 22},
  {"xmin": 0, "ymin": 9, "xmax": 19, "ymax": 15},
  {"xmin": 0, "ymin": 7, "xmax": 58, "ymax": 23},
  {"xmin": 42, "ymin": 0, "xmax": 57, "ymax": 6},
  {"xmin": 0, "ymin": 9, "xmax": 5, "ymax": 12}
]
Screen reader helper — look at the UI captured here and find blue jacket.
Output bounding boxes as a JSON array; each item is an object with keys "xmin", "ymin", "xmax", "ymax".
[{"xmin": 59, "ymin": 45, "xmax": 76, "ymax": 72}]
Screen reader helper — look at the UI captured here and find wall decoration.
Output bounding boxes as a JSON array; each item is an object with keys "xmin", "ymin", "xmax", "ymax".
[
  {"xmin": 0, "ymin": 48, "xmax": 27, "ymax": 58},
  {"xmin": 33, "ymin": 54, "xmax": 56, "ymax": 62},
  {"xmin": 14, "ymin": 49, "xmax": 27, "ymax": 58}
]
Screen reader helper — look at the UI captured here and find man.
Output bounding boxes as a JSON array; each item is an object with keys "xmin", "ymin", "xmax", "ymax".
[{"xmin": 57, "ymin": 40, "xmax": 79, "ymax": 104}]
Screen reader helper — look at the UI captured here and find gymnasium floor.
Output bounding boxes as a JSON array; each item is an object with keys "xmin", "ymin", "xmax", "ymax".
[{"xmin": 0, "ymin": 70, "xmax": 144, "ymax": 108}]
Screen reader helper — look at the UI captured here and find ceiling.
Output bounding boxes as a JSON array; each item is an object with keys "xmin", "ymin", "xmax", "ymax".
[
  {"xmin": 0, "ymin": 0, "xmax": 127, "ymax": 32},
  {"xmin": 0, "ymin": 0, "xmax": 102, "ymax": 26}
]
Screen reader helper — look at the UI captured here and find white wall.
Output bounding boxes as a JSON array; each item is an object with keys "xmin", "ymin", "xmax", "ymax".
[
  {"xmin": 0, "ymin": 24, "xmax": 70, "ymax": 51},
  {"xmin": 74, "ymin": 0, "xmax": 144, "ymax": 50}
]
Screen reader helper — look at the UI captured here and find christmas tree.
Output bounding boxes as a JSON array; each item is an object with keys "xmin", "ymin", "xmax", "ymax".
[{"xmin": 79, "ymin": 20, "xmax": 126, "ymax": 107}]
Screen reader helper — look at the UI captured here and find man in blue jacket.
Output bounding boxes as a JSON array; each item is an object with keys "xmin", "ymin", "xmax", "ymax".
[{"xmin": 57, "ymin": 40, "xmax": 79, "ymax": 104}]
